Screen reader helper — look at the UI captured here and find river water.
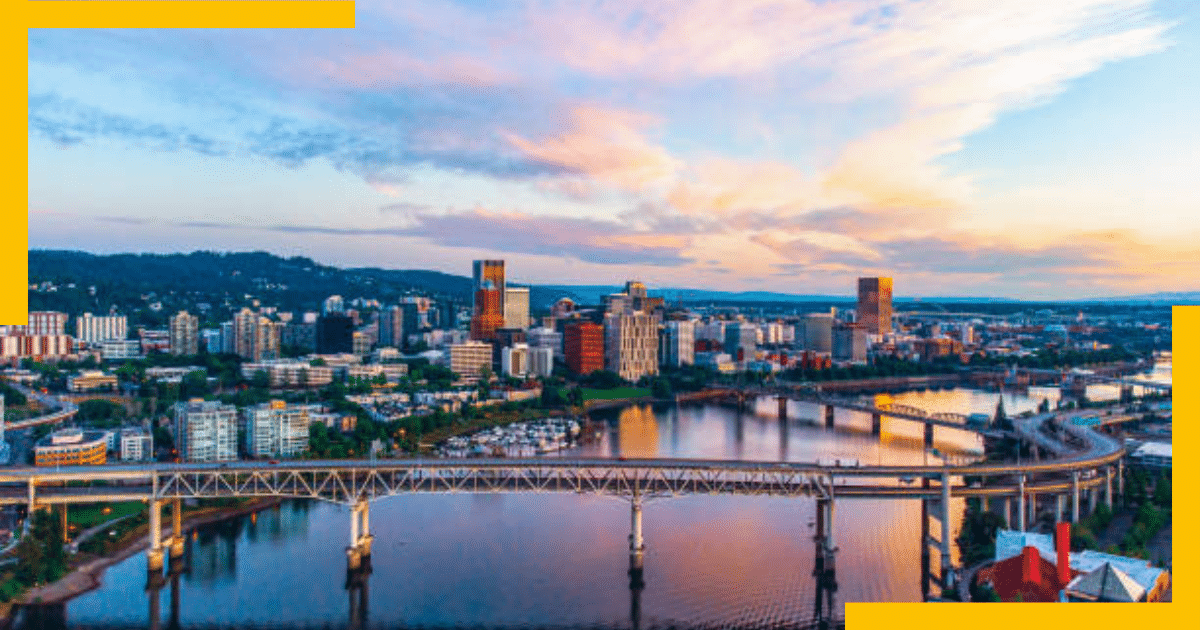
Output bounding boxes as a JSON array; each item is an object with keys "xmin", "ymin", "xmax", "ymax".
[{"xmin": 19, "ymin": 362, "xmax": 1170, "ymax": 629}]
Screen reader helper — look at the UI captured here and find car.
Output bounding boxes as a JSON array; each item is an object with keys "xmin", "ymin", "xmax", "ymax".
[{"xmin": 268, "ymin": 459, "xmax": 279, "ymax": 465}]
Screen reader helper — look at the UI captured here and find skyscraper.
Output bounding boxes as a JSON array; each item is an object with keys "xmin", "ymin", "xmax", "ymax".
[
  {"xmin": 169, "ymin": 310, "xmax": 199, "ymax": 356},
  {"xmin": 503, "ymin": 286, "xmax": 530, "ymax": 330},
  {"xmin": 471, "ymin": 260, "xmax": 505, "ymax": 341},
  {"xmin": 857, "ymin": 277, "xmax": 893, "ymax": 335}
]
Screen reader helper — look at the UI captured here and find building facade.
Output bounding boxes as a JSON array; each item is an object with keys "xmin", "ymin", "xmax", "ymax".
[
  {"xmin": 856, "ymin": 277, "xmax": 893, "ymax": 335},
  {"xmin": 471, "ymin": 260, "xmax": 506, "ymax": 341},
  {"xmin": 832, "ymin": 323, "xmax": 868, "ymax": 362},
  {"xmin": 564, "ymin": 322, "xmax": 604, "ymax": 376},
  {"xmin": 661, "ymin": 320, "xmax": 695, "ymax": 367},
  {"xmin": 34, "ymin": 428, "xmax": 108, "ymax": 466},
  {"xmin": 242, "ymin": 400, "xmax": 313, "ymax": 458},
  {"xmin": 173, "ymin": 400, "xmax": 238, "ymax": 462},
  {"xmin": 605, "ymin": 312, "xmax": 659, "ymax": 382},
  {"xmin": 119, "ymin": 427, "xmax": 154, "ymax": 462},
  {"xmin": 76, "ymin": 313, "xmax": 128, "ymax": 345},
  {"xmin": 796, "ymin": 313, "xmax": 834, "ymax": 353},
  {"xmin": 449, "ymin": 341, "xmax": 494, "ymax": 382},
  {"xmin": 169, "ymin": 310, "xmax": 200, "ymax": 355}
]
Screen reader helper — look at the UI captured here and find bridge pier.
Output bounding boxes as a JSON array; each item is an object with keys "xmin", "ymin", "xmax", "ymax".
[
  {"xmin": 871, "ymin": 413, "xmax": 881, "ymax": 436},
  {"xmin": 940, "ymin": 471, "xmax": 953, "ymax": 590},
  {"xmin": 1002, "ymin": 497, "xmax": 1012, "ymax": 528},
  {"xmin": 1016, "ymin": 475, "xmax": 1026, "ymax": 532},
  {"xmin": 1027, "ymin": 491, "xmax": 1037, "ymax": 530},
  {"xmin": 1071, "ymin": 472, "xmax": 1080, "ymax": 522},
  {"xmin": 1105, "ymin": 467, "xmax": 1113, "ymax": 510},
  {"xmin": 1088, "ymin": 485, "xmax": 1098, "ymax": 515},
  {"xmin": 60, "ymin": 504, "xmax": 69, "ymax": 544},
  {"xmin": 923, "ymin": 424, "xmax": 934, "ymax": 448},
  {"xmin": 824, "ymin": 405, "xmax": 835, "ymax": 429},
  {"xmin": 346, "ymin": 499, "xmax": 373, "ymax": 572},
  {"xmin": 168, "ymin": 498, "xmax": 185, "ymax": 560},
  {"xmin": 920, "ymin": 495, "xmax": 931, "ymax": 600},
  {"xmin": 147, "ymin": 500, "xmax": 164, "ymax": 574},
  {"xmin": 1117, "ymin": 459, "xmax": 1124, "ymax": 500},
  {"xmin": 630, "ymin": 495, "xmax": 646, "ymax": 562},
  {"xmin": 1055, "ymin": 494, "xmax": 1065, "ymax": 523},
  {"xmin": 777, "ymin": 396, "xmax": 788, "ymax": 421}
]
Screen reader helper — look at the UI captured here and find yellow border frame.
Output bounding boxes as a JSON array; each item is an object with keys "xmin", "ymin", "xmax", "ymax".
[{"xmin": 6, "ymin": 1, "xmax": 1185, "ymax": 627}]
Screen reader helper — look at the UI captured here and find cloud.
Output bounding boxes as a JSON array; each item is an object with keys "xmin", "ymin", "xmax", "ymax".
[
  {"xmin": 29, "ymin": 92, "xmax": 230, "ymax": 156},
  {"xmin": 504, "ymin": 105, "xmax": 682, "ymax": 193}
]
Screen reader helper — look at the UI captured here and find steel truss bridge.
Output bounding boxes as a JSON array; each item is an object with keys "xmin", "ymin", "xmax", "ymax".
[{"xmin": 707, "ymin": 385, "xmax": 982, "ymax": 433}]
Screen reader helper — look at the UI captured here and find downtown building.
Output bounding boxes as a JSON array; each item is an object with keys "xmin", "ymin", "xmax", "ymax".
[
  {"xmin": 470, "ymin": 260, "xmax": 506, "ymax": 341},
  {"xmin": 660, "ymin": 320, "xmax": 695, "ymax": 367},
  {"xmin": 503, "ymin": 286, "xmax": 531, "ymax": 330},
  {"xmin": 795, "ymin": 312, "xmax": 835, "ymax": 353},
  {"xmin": 832, "ymin": 322, "xmax": 868, "ymax": 363},
  {"xmin": 75, "ymin": 312, "xmax": 128, "ymax": 345},
  {"xmin": 233, "ymin": 308, "xmax": 282, "ymax": 362},
  {"xmin": 169, "ymin": 310, "xmax": 200, "ymax": 355},
  {"xmin": 173, "ymin": 399, "xmax": 238, "ymax": 463},
  {"xmin": 449, "ymin": 340, "xmax": 494, "ymax": 383},
  {"xmin": 242, "ymin": 400, "xmax": 314, "ymax": 458},
  {"xmin": 564, "ymin": 322, "xmax": 604, "ymax": 376},
  {"xmin": 604, "ymin": 282, "xmax": 660, "ymax": 382},
  {"xmin": 724, "ymin": 322, "xmax": 758, "ymax": 363},
  {"xmin": 857, "ymin": 277, "xmax": 893, "ymax": 335}
]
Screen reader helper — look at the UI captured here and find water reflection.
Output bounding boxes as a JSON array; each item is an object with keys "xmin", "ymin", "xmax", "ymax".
[{"xmin": 35, "ymin": 365, "xmax": 1166, "ymax": 629}]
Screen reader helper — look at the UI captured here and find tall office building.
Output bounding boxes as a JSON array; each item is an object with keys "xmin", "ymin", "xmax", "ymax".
[
  {"xmin": 242, "ymin": 400, "xmax": 314, "ymax": 458},
  {"xmin": 378, "ymin": 306, "xmax": 404, "ymax": 348},
  {"xmin": 832, "ymin": 323, "xmax": 868, "ymax": 362},
  {"xmin": 471, "ymin": 260, "xmax": 506, "ymax": 341},
  {"xmin": 322, "ymin": 295, "xmax": 345, "ymax": 315},
  {"xmin": 564, "ymin": 322, "xmax": 604, "ymax": 376},
  {"xmin": 173, "ymin": 400, "xmax": 238, "ymax": 463},
  {"xmin": 316, "ymin": 314, "xmax": 355, "ymax": 354},
  {"xmin": 449, "ymin": 341, "xmax": 494, "ymax": 382},
  {"xmin": 857, "ymin": 277, "xmax": 893, "ymax": 335},
  {"xmin": 527, "ymin": 327, "xmax": 563, "ymax": 360},
  {"xmin": 503, "ymin": 286, "xmax": 531, "ymax": 330},
  {"xmin": 75, "ymin": 313, "xmax": 128, "ymax": 344},
  {"xmin": 796, "ymin": 313, "xmax": 835, "ymax": 353},
  {"xmin": 438, "ymin": 299, "xmax": 458, "ymax": 330},
  {"xmin": 661, "ymin": 320, "xmax": 695, "ymax": 367},
  {"xmin": 169, "ymin": 310, "xmax": 200, "ymax": 356},
  {"xmin": 605, "ymin": 312, "xmax": 659, "ymax": 382},
  {"xmin": 724, "ymin": 322, "xmax": 758, "ymax": 363}
]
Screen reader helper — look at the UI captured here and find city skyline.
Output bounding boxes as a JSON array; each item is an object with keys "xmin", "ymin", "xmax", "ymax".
[{"xmin": 27, "ymin": 1, "xmax": 1200, "ymax": 300}]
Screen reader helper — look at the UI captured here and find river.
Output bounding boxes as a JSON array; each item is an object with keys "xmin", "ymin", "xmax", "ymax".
[{"xmin": 14, "ymin": 361, "xmax": 1170, "ymax": 629}]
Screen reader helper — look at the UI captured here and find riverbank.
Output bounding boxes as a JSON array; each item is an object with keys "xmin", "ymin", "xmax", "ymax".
[{"xmin": 1, "ymin": 496, "xmax": 283, "ymax": 621}]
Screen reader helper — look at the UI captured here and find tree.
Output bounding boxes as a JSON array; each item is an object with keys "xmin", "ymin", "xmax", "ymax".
[
  {"xmin": 993, "ymin": 397, "xmax": 1009, "ymax": 429},
  {"xmin": 250, "ymin": 369, "xmax": 271, "ymax": 390},
  {"xmin": 651, "ymin": 377, "xmax": 673, "ymax": 399},
  {"xmin": 1038, "ymin": 398, "xmax": 1051, "ymax": 414}
]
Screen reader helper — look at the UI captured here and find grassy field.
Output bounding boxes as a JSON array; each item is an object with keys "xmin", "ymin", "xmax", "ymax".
[
  {"xmin": 67, "ymin": 501, "xmax": 145, "ymax": 530},
  {"xmin": 581, "ymin": 387, "xmax": 652, "ymax": 401}
]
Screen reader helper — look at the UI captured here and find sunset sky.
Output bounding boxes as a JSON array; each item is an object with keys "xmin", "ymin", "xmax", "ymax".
[{"xmin": 27, "ymin": 0, "xmax": 1200, "ymax": 299}]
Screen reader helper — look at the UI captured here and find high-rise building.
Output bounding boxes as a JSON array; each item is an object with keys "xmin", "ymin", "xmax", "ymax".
[
  {"xmin": 724, "ymin": 322, "xmax": 758, "ymax": 363},
  {"xmin": 857, "ymin": 277, "xmax": 893, "ymax": 335},
  {"xmin": 119, "ymin": 427, "xmax": 154, "ymax": 462},
  {"xmin": 796, "ymin": 313, "xmax": 834, "ymax": 353},
  {"xmin": 438, "ymin": 299, "xmax": 458, "ymax": 330},
  {"xmin": 27, "ymin": 312, "xmax": 68, "ymax": 336},
  {"xmin": 449, "ymin": 341, "xmax": 494, "ymax": 383},
  {"xmin": 242, "ymin": 400, "xmax": 314, "ymax": 458},
  {"xmin": 605, "ymin": 311, "xmax": 659, "ymax": 382},
  {"xmin": 378, "ymin": 306, "xmax": 404, "ymax": 348},
  {"xmin": 527, "ymin": 327, "xmax": 563, "ymax": 360},
  {"xmin": 169, "ymin": 310, "xmax": 200, "ymax": 356},
  {"xmin": 173, "ymin": 399, "xmax": 238, "ymax": 462},
  {"xmin": 528, "ymin": 346, "xmax": 554, "ymax": 378},
  {"xmin": 501, "ymin": 343, "xmax": 529, "ymax": 378},
  {"xmin": 832, "ymin": 323, "xmax": 868, "ymax": 362},
  {"xmin": 661, "ymin": 320, "xmax": 696, "ymax": 367},
  {"xmin": 471, "ymin": 260, "xmax": 505, "ymax": 341},
  {"xmin": 564, "ymin": 322, "xmax": 604, "ymax": 376},
  {"xmin": 503, "ymin": 286, "xmax": 531, "ymax": 330},
  {"xmin": 316, "ymin": 314, "xmax": 355, "ymax": 354},
  {"xmin": 76, "ymin": 312, "xmax": 128, "ymax": 344},
  {"xmin": 233, "ymin": 308, "xmax": 281, "ymax": 361}
]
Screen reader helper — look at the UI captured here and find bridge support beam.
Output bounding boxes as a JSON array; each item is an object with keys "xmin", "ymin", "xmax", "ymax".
[
  {"xmin": 1027, "ymin": 492, "xmax": 1036, "ymax": 530},
  {"xmin": 1016, "ymin": 475, "xmax": 1026, "ymax": 533},
  {"xmin": 824, "ymin": 405, "xmax": 835, "ymax": 429},
  {"xmin": 871, "ymin": 413, "xmax": 882, "ymax": 436},
  {"xmin": 147, "ymin": 500, "xmax": 164, "ymax": 574},
  {"xmin": 346, "ymin": 499, "xmax": 373, "ymax": 573},
  {"xmin": 60, "ymin": 504, "xmax": 69, "ymax": 544},
  {"xmin": 1105, "ymin": 467, "xmax": 1113, "ymax": 510},
  {"xmin": 1003, "ymin": 497, "xmax": 1012, "ymax": 528},
  {"xmin": 1088, "ymin": 485, "xmax": 1098, "ymax": 515},
  {"xmin": 924, "ymin": 424, "xmax": 934, "ymax": 448},
  {"xmin": 1055, "ymin": 494, "xmax": 1065, "ymax": 523},
  {"xmin": 920, "ymin": 497, "xmax": 931, "ymax": 600},
  {"xmin": 1118, "ymin": 459, "xmax": 1124, "ymax": 500},
  {"xmin": 777, "ymin": 397, "xmax": 788, "ymax": 421},
  {"xmin": 1071, "ymin": 472, "xmax": 1080, "ymax": 523}
]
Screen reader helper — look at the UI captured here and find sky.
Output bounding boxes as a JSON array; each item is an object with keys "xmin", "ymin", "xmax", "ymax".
[{"xmin": 26, "ymin": 0, "xmax": 1200, "ymax": 300}]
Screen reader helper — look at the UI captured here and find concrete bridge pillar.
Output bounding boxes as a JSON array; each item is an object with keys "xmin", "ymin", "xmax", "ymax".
[
  {"xmin": 60, "ymin": 504, "xmax": 69, "ymax": 544},
  {"xmin": 871, "ymin": 413, "xmax": 882, "ymax": 436},
  {"xmin": 815, "ymin": 498, "xmax": 836, "ymax": 555},
  {"xmin": 940, "ymin": 472, "xmax": 953, "ymax": 590},
  {"xmin": 1003, "ymin": 497, "xmax": 1012, "ymax": 528},
  {"xmin": 777, "ymin": 396, "xmax": 788, "ymax": 421},
  {"xmin": 1071, "ymin": 472, "xmax": 1080, "ymax": 522},
  {"xmin": 1027, "ymin": 492, "xmax": 1037, "ymax": 530},
  {"xmin": 1016, "ymin": 475, "xmax": 1026, "ymax": 533},
  {"xmin": 147, "ymin": 500, "xmax": 164, "ymax": 574},
  {"xmin": 1105, "ymin": 467, "xmax": 1113, "ymax": 510},
  {"xmin": 1117, "ymin": 459, "xmax": 1124, "ymax": 499},
  {"xmin": 1055, "ymin": 494, "xmax": 1065, "ymax": 523},
  {"xmin": 629, "ymin": 495, "xmax": 646, "ymax": 568},
  {"xmin": 346, "ymin": 499, "xmax": 374, "ymax": 571},
  {"xmin": 1088, "ymin": 484, "xmax": 1098, "ymax": 514},
  {"xmin": 824, "ymin": 405, "xmax": 835, "ymax": 429},
  {"xmin": 924, "ymin": 424, "xmax": 934, "ymax": 448},
  {"xmin": 169, "ymin": 499, "xmax": 185, "ymax": 560},
  {"xmin": 920, "ymin": 497, "xmax": 931, "ymax": 600}
]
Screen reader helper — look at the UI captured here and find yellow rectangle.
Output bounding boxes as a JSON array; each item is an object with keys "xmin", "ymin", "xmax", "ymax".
[{"xmin": 23, "ymin": 1, "xmax": 356, "ymax": 29}]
